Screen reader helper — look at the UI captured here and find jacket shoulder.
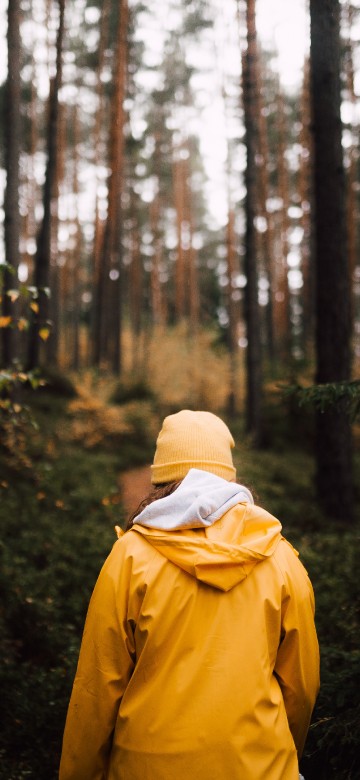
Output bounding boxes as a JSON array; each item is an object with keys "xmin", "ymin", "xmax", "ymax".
[{"xmin": 272, "ymin": 537, "xmax": 315, "ymax": 602}]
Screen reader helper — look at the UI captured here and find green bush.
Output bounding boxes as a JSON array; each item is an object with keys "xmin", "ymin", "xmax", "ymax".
[
  {"xmin": 0, "ymin": 441, "xmax": 121, "ymax": 779},
  {"xmin": 299, "ymin": 530, "xmax": 360, "ymax": 780},
  {"xmin": 35, "ymin": 367, "xmax": 78, "ymax": 398},
  {"xmin": 110, "ymin": 378, "xmax": 155, "ymax": 406},
  {"xmin": 0, "ymin": 387, "xmax": 359, "ymax": 779}
]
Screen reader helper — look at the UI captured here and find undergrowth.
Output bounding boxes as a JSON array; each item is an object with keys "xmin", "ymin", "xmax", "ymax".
[{"xmin": 0, "ymin": 374, "xmax": 359, "ymax": 779}]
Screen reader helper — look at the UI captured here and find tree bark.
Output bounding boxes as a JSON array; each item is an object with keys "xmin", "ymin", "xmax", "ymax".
[
  {"xmin": 298, "ymin": 58, "xmax": 315, "ymax": 357},
  {"xmin": 150, "ymin": 193, "xmax": 165, "ymax": 328},
  {"xmin": 226, "ymin": 208, "xmax": 238, "ymax": 416},
  {"xmin": 90, "ymin": 0, "xmax": 111, "ymax": 366},
  {"xmin": 309, "ymin": 0, "xmax": 353, "ymax": 520},
  {"xmin": 274, "ymin": 86, "xmax": 291, "ymax": 361},
  {"xmin": 184, "ymin": 148, "xmax": 199, "ymax": 334},
  {"xmin": 173, "ymin": 148, "xmax": 187, "ymax": 321},
  {"xmin": 94, "ymin": 0, "xmax": 128, "ymax": 373},
  {"xmin": 129, "ymin": 202, "xmax": 143, "ymax": 371},
  {"xmin": 343, "ymin": 0, "xmax": 357, "ymax": 327},
  {"xmin": 242, "ymin": 0, "xmax": 262, "ymax": 444},
  {"xmin": 256, "ymin": 62, "xmax": 275, "ymax": 365},
  {"xmin": 27, "ymin": 0, "xmax": 65, "ymax": 369},
  {"xmin": 2, "ymin": 0, "xmax": 21, "ymax": 367}
]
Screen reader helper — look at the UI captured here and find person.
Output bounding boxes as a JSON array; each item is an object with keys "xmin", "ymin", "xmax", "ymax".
[{"xmin": 59, "ymin": 409, "xmax": 320, "ymax": 780}]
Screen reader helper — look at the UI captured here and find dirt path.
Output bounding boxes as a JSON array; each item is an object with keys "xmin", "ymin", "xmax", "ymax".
[{"xmin": 118, "ymin": 464, "xmax": 152, "ymax": 517}]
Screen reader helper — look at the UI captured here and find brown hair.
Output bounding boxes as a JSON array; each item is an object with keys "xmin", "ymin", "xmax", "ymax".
[
  {"xmin": 125, "ymin": 481, "xmax": 182, "ymax": 531},
  {"xmin": 125, "ymin": 476, "xmax": 257, "ymax": 532}
]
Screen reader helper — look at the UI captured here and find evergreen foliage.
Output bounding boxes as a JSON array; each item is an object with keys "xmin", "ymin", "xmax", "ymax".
[{"xmin": 282, "ymin": 379, "xmax": 360, "ymax": 421}]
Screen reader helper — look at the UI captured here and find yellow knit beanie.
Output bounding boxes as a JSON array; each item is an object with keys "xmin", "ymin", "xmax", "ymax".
[{"xmin": 151, "ymin": 410, "xmax": 236, "ymax": 484}]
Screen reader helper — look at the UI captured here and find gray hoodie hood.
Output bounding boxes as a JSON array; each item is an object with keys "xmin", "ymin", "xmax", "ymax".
[{"xmin": 132, "ymin": 468, "xmax": 254, "ymax": 531}]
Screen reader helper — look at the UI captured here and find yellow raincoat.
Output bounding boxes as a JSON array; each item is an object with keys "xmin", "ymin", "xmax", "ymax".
[{"xmin": 60, "ymin": 481, "xmax": 319, "ymax": 780}]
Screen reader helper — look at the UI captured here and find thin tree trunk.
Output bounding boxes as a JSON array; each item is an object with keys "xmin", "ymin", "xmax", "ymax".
[
  {"xmin": 183, "ymin": 147, "xmax": 199, "ymax": 333},
  {"xmin": 343, "ymin": 1, "xmax": 357, "ymax": 327},
  {"xmin": 173, "ymin": 149, "xmax": 187, "ymax": 321},
  {"xmin": 226, "ymin": 208, "xmax": 238, "ymax": 416},
  {"xmin": 94, "ymin": 0, "xmax": 128, "ymax": 373},
  {"xmin": 70, "ymin": 105, "xmax": 81, "ymax": 370},
  {"xmin": 27, "ymin": 0, "xmax": 65, "ymax": 369},
  {"xmin": 257, "ymin": 72, "xmax": 275, "ymax": 366},
  {"xmin": 309, "ymin": 0, "xmax": 353, "ymax": 520},
  {"xmin": 274, "ymin": 86, "xmax": 291, "ymax": 361},
  {"xmin": 150, "ymin": 192, "xmax": 164, "ymax": 327},
  {"xmin": 129, "ymin": 205, "xmax": 143, "ymax": 371},
  {"xmin": 298, "ymin": 58, "xmax": 314, "ymax": 357},
  {"xmin": 242, "ymin": 0, "xmax": 262, "ymax": 444},
  {"xmin": 24, "ymin": 47, "xmax": 38, "ymax": 287},
  {"xmin": 47, "ymin": 94, "xmax": 66, "ymax": 365},
  {"xmin": 2, "ymin": 0, "xmax": 21, "ymax": 367},
  {"xmin": 90, "ymin": 0, "xmax": 111, "ymax": 366}
]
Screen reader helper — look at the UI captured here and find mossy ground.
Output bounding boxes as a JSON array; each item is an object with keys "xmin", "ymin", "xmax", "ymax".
[{"xmin": 0, "ymin": 378, "xmax": 359, "ymax": 779}]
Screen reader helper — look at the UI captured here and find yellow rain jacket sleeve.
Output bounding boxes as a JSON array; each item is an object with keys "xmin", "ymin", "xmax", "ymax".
[
  {"xmin": 59, "ymin": 541, "xmax": 136, "ymax": 780},
  {"xmin": 60, "ymin": 501, "xmax": 319, "ymax": 780},
  {"xmin": 273, "ymin": 538, "xmax": 320, "ymax": 756}
]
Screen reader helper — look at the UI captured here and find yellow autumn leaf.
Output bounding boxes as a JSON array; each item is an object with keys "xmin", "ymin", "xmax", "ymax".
[
  {"xmin": 7, "ymin": 289, "xmax": 20, "ymax": 302},
  {"xmin": 30, "ymin": 301, "xmax": 39, "ymax": 314},
  {"xmin": 39, "ymin": 327, "xmax": 50, "ymax": 341},
  {"xmin": 18, "ymin": 318, "xmax": 29, "ymax": 331},
  {"xmin": 0, "ymin": 316, "xmax": 12, "ymax": 328}
]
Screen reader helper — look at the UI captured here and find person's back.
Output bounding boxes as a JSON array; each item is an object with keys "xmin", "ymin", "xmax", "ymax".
[{"xmin": 59, "ymin": 411, "xmax": 319, "ymax": 780}]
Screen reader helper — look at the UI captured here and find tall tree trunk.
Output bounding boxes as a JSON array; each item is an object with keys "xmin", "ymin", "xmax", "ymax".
[
  {"xmin": 2, "ymin": 0, "xmax": 21, "ymax": 367},
  {"xmin": 173, "ymin": 149, "xmax": 187, "ymax": 321},
  {"xmin": 150, "ymin": 192, "xmax": 165, "ymax": 328},
  {"xmin": 309, "ymin": 0, "xmax": 353, "ymax": 520},
  {"xmin": 129, "ymin": 205, "xmax": 143, "ymax": 371},
  {"xmin": 90, "ymin": 0, "xmax": 111, "ymax": 366},
  {"xmin": 47, "ymin": 92, "xmax": 65, "ymax": 365},
  {"xmin": 94, "ymin": 0, "xmax": 128, "ymax": 373},
  {"xmin": 242, "ymin": 0, "xmax": 262, "ymax": 444},
  {"xmin": 256, "ymin": 65, "xmax": 275, "ymax": 365},
  {"xmin": 24, "ymin": 41, "xmax": 38, "ymax": 288},
  {"xmin": 70, "ymin": 105, "xmax": 81, "ymax": 370},
  {"xmin": 173, "ymin": 142, "xmax": 198, "ymax": 329},
  {"xmin": 298, "ymin": 58, "xmax": 314, "ymax": 357},
  {"xmin": 274, "ymin": 86, "xmax": 291, "ymax": 361},
  {"xmin": 226, "ymin": 208, "xmax": 238, "ymax": 416},
  {"xmin": 343, "ymin": 0, "xmax": 357, "ymax": 327},
  {"xmin": 27, "ymin": 0, "xmax": 65, "ymax": 369},
  {"xmin": 184, "ymin": 148, "xmax": 199, "ymax": 334}
]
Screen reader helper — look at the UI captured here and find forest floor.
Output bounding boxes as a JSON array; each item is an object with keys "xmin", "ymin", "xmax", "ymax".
[{"xmin": 0, "ymin": 376, "xmax": 359, "ymax": 779}]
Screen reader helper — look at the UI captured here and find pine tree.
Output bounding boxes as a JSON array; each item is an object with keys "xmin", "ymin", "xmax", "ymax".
[
  {"xmin": 94, "ymin": 0, "xmax": 128, "ymax": 373},
  {"xmin": 2, "ymin": 0, "xmax": 21, "ymax": 367},
  {"xmin": 309, "ymin": 0, "xmax": 353, "ymax": 520},
  {"xmin": 242, "ymin": 0, "xmax": 262, "ymax": 444},
  {"xmin": 27, "ymin": 0, "xmax": 65, "ymax": 369}
]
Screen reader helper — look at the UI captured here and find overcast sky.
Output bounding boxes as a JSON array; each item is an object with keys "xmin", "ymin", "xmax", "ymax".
[
  {"xmin": 0, "ymin": 0, "xmax": 309, "ymax": 86},
  {"xmin": 257, "ymin": 0, "xmax": 308, "ymax": 88},
  {"xmin": 0, "ymin": 0, "xmax": 310, "ymax": 223}
]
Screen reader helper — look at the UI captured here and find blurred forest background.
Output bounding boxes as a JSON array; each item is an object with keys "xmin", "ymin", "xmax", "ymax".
[{"xmin": 0, "ymin": 0, "xmax": 360, "ymax": 777}]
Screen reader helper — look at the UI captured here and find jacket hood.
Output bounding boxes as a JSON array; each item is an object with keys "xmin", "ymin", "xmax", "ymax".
[
  {"xmin": 131, "ymin": 469, "xmax": 282, "ymax": 591},
  {"xmin": 133, "ymin": 469, "xmax": 254, "ymax": 531}
]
